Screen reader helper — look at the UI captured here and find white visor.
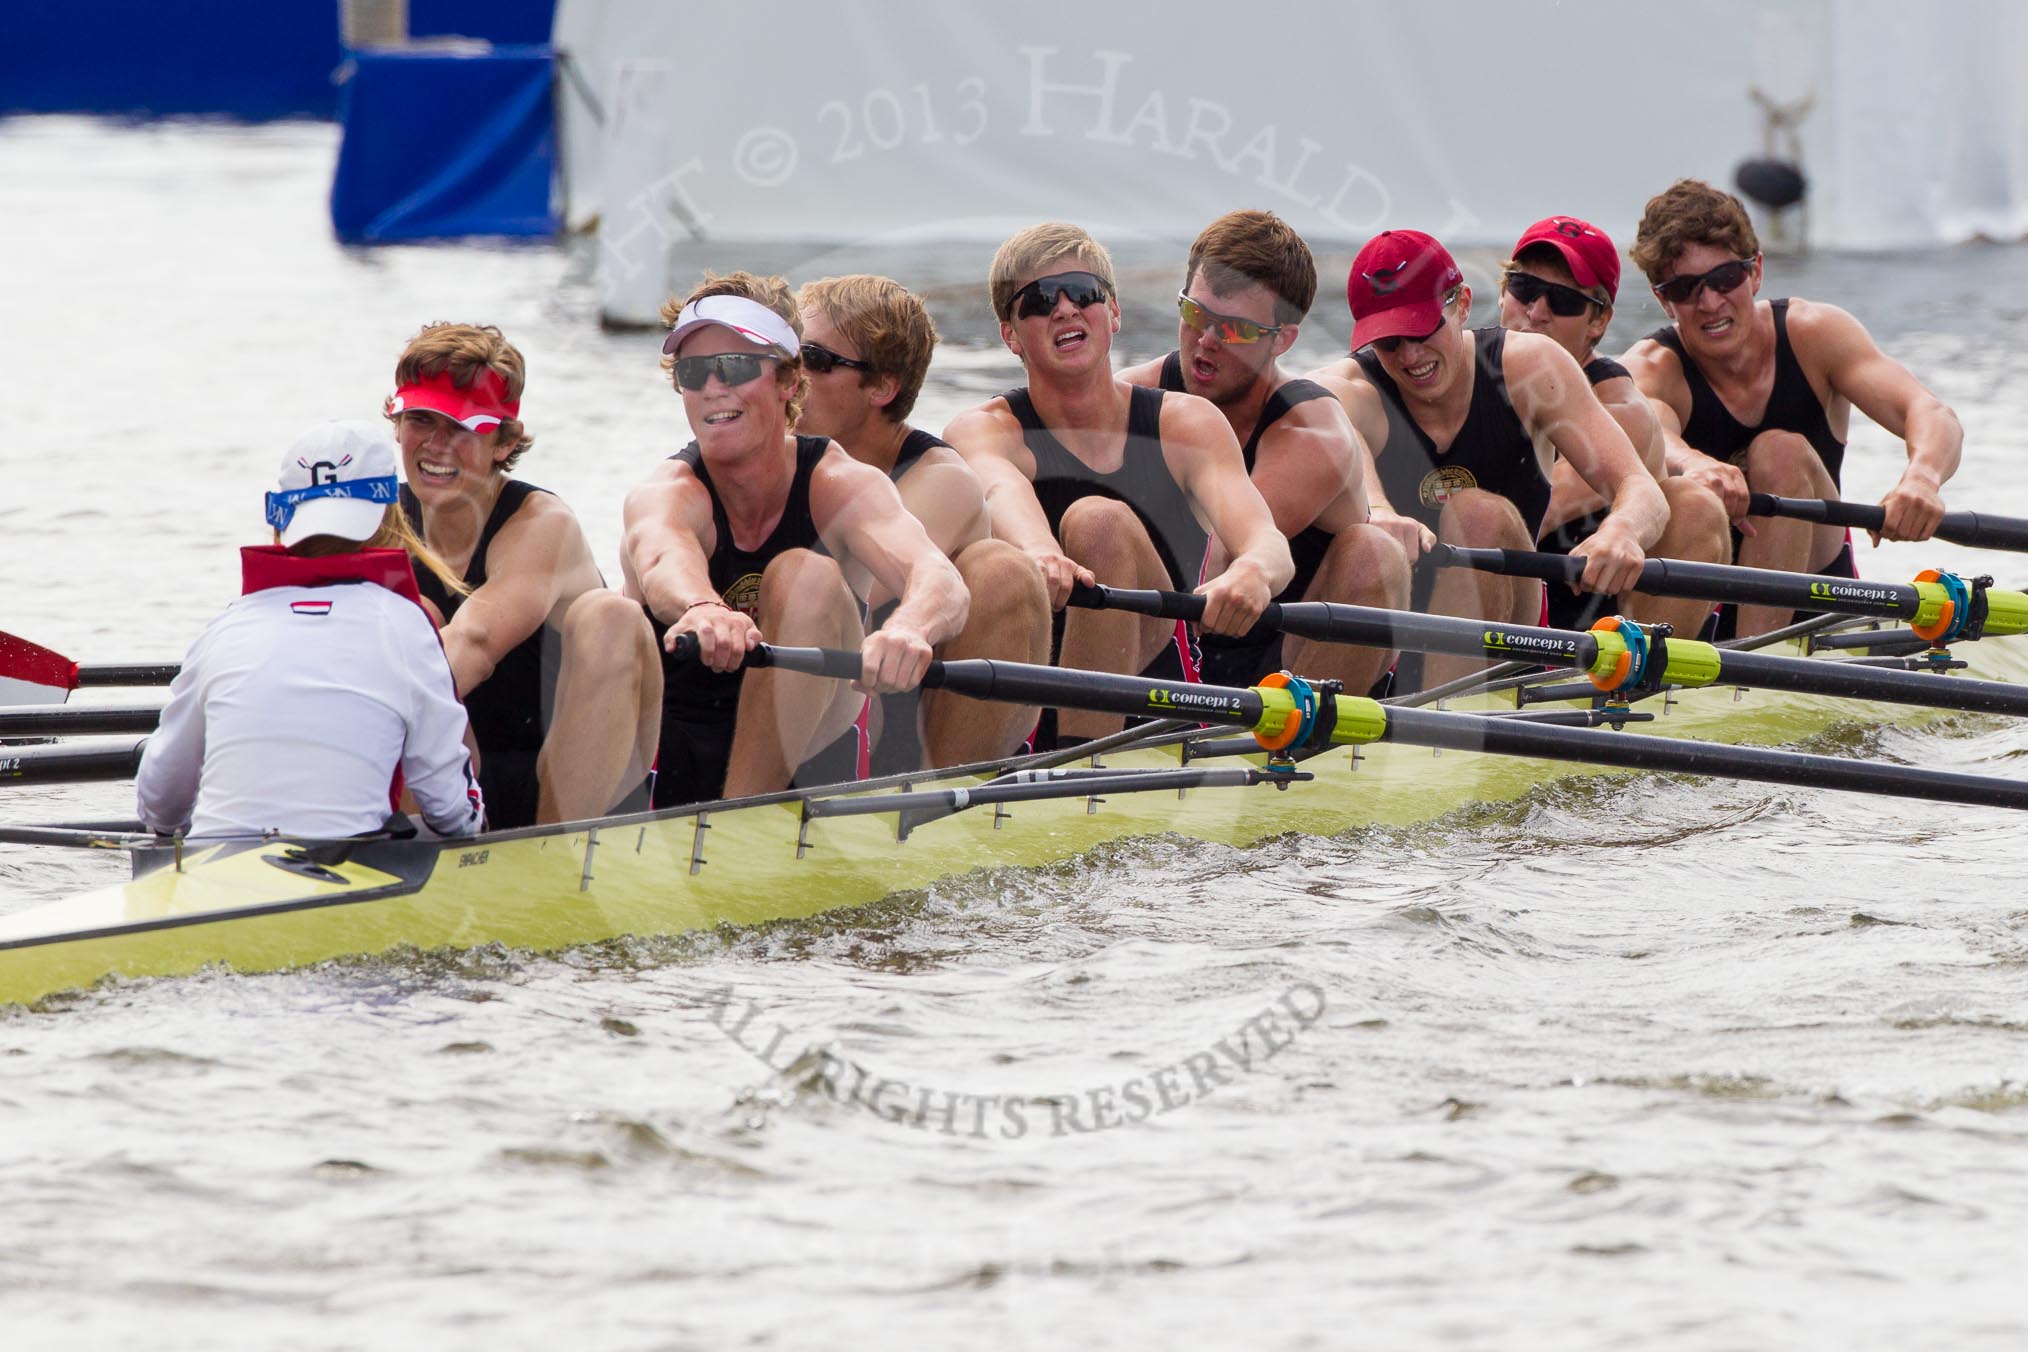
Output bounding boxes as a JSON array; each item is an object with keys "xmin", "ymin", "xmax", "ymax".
[{"xmin": 662, "ymin": 295, "xmax": 802, "ymax": 357}]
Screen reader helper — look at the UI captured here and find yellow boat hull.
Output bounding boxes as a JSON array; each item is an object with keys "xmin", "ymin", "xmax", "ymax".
[{"xmin": 4, "ymin": 636, "xmax": 2023, "ymax": 1007}]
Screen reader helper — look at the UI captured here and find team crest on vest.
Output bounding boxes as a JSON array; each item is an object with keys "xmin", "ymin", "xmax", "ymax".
[
  {"xmin": 724, "ymin": 571, "xmax": 763, "ymax": 616},
  {"xmin": 1419, "ymin": 465, "xmax": 1479, "ymax": 509}
]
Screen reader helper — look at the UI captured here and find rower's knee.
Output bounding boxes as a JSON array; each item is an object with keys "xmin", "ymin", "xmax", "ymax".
[
  {"xmin": 1657, "ymin": 478, "xmax": 1732, "ymax": 565},
  {"xmin": 561, "ymin": 590, "xmax": 657, "ymax": 676},
  {"xmin": 757, "ymin": 549, "xmax": 855, "ymax": 639},
  {"xmin": 954, "ymin": 538, "xmax": 1048, "ymax": 626},
  {"xmin": 1437, "ymin": 489, "xmax": 1529, "ymax": 548},
  {"xmin": 1058, "ymin": 496, "xmax": 1144, "ymax": 570},
  {"xmin": 1311, "ymin": 523, "xmax": 1410, "ymax": 607},
  {"xmin": 1743, "ymin": 430, "xmax": 1826, "ymax": 494}
]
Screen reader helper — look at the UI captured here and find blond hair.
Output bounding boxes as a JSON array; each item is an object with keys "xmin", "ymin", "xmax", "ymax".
[
  {"xmin": 660, "ymin": 270, "xmax": 808, "ymax": 425},
  {"xmin": 797, "ymin": 274, "xmax": 939, "ymax": 424},
  {"xmin": 287, "ymin": 505, "xmax": 471, "ymax": 597},
  {"xmin": 988, "ymin": 222, "xmax": 1117, "ymax": 321}
]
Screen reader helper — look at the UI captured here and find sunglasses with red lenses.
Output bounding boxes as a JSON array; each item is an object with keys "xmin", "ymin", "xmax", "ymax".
[
  {"xmin": 1177, "ymin": 292, "xmax": 1283, "ymax": 344},
  {"xmin": 1008, "ymin": 270, "xmax": 1110, "ymax": 320},
  {"xmin": 1653, "ymin": 257, "xmax": 1756, "ymax": 305}
]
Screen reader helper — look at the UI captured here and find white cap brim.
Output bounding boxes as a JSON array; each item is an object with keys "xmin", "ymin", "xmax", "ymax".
[{"xmin": 279, "ymin": 496, "xmax": 390, "ymax": 548}]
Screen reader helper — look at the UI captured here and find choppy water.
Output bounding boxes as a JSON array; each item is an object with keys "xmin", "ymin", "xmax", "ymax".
[{"xmin": 5, "ymin": 119, "xmax": 2028, "ymax": 1350}]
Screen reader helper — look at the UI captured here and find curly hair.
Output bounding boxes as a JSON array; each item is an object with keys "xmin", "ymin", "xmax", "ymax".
[{"xmin": 1630, "ymin": 179, "xmax": 1761, "ymax": 285}]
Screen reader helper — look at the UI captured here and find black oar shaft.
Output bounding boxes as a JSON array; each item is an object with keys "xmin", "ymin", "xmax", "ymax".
[
  {"xmin": 76, "ymin": 663, "xmax": 180, "ymax": 688},
  {"xmin": 0, "ymin": 738, "xmax": 148, "ymax": 785},
  {"xmin": 1434, "ymin": 545, "xmax": 1925, "ymax": 621},
  {"xmin": 1750, "ymin": 492, "xmax": 2028, "ymax": 553},
  {"xmin": 744, "ymin": 643, "xmax": 1270, "ymax": 729},
  {"xmin": 1379, "ymin": 705, "xmax": 2028, "ymax": 812},
  {"xmin": 0, "ymin": 704, "xmax": 162, "ymax": 737}
]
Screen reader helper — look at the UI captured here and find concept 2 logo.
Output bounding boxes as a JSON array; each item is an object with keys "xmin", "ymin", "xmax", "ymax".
[
  {"xmin": 1808, "ymin": 580, "xmax": 1887, "ymax": 603},
  {"xmin": 1148, "ymin": 687, "xmax": 1243, "ymax": 713},
  {"xmin": 1482, "ymin": 629, "xmax": 1577, "ymax": 656}
]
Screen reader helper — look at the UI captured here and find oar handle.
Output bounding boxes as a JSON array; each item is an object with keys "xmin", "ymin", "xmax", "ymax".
[
  {"xmin": 1429, "ymin": 544, "xmax": 1586, "ymax": 586},
  {"xmin": 1065, "ymin": 582, "xmax": 1285, "ymax": 643},
  {"xmin": 1751, "ymin": 492, "xmax": 2028, "ymax": 553}
]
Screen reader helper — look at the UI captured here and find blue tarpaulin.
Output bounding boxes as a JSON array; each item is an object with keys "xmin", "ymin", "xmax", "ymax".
[{"xmin": 329, "ymin": 45, "xmax": 559, "ymax": 243}]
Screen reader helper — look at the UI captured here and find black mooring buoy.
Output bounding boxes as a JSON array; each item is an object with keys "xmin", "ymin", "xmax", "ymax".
[{"xmin": 1735, "ymin": 158, "xmax": 1808, "ymax": 211}]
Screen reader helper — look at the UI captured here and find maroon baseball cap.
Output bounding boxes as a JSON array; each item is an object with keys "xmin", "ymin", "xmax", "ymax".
[
  {"xmin": 1510, "ymin": 216, "xmax": 1621, "ymax": 301},
  {"xmin": 1346, "ymin": 230, "xmax": 1465, "ymax": 350}
]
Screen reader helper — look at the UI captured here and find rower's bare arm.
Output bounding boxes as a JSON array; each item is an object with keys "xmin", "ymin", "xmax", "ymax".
[
  {"xmin": 946, "ymin": 404, "xmax": 1089, "ymax": 607},
  {"xmin": 1116, "ymin": 355, "xmax": 1164, "ymax": 387},
  {"xmin": 1622, "ymin": 339, "xmax": 1750, "ymax": 521},
  {"xmin": 1595, "ymin": 375, "xmax": 1667, "ymax": 479},
  {"xmin": 1802, "ymin": 299, "xmax": 1962, "ymax": 540},
  {"xmin": 1312, "ymin": 363, "xmax": 1435, "ymax": 558},
  {"xmin": 438, "ymin": 498, "xmax": 583, "ymax": 696},
  {"xmin": 620, "ymin": 465, "xmax": 756, "ymax": 669},
  {"xmin": 1251, "ymin": 398, "xmax": 1369, "ymax": 537},
  {"xmin": 1161, "ymin": 394, "xmax": 1291, "ymax": 634},
  {"xmin": 812, "ymin": 450, "xmax": 967, "ymax": 692},
  {"xmin": 1509, "ymin": 334, "xmax": 1664, "ymax": 594},
  {"xmin": 898, "ymin": 456, "xmax": 991, "ymax": 560}
]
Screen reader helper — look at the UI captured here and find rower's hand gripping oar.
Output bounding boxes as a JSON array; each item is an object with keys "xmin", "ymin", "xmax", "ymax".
[
  {"xmin": 1431, "ymin": 544, "xmax": 2028, "ymax": 646},
  {"xmin": 1067, "ymin": 580, "xmax": 2028, "ymax": 719},
  {"xmin": 1749, "ymin": 492, "xmax": 2028, "ymax": 555},
  {"xmin": 677, "ymin": 637, "xmax": 2028, "ymax": 815}
]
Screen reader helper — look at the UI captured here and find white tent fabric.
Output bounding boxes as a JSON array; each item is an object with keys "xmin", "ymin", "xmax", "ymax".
[{"xmin": 552, "ymin": 0, "xmax": 2028, "ymax": 318}]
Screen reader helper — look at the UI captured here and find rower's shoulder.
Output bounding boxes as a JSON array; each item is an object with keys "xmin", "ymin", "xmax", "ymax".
[
  {"xmin": 1263, "ymin": 376, "xmax": 1356, "ymax": 442},
  {"xmin": 1777, "ymin": 294, "xmax": 1872, "ymax": 349},
  {"xmin": 941, "ymin": 396, "xmax": 1022, "ymax": 453},
  {"xmin": 1616, "ymin": 334, "xmax": 1685, "ymax": 392},
  {"xmin": 1117, "ymin": 354, "xmax": 1165, "ymax": 388}
]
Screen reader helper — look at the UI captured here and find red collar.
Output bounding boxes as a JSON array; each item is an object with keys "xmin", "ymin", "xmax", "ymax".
[{"xmin": 240, "ymin": 546, "xmax": 425, "ymax": 608}]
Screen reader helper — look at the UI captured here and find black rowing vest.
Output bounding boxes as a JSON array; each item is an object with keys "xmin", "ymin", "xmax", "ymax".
[
  {"xmin": 1005, "ymin": 383, "xmax": 1206, "ymax": 591},
  {"xmin": 402, "ymin": 478, "xmax": 558, "ymax": 830},
  {"xmin": 889, "ymin": 426, "xmax": 948, "ymax": 483},
  {"xmin": 1539, "ymin": 356, "xmax": 1633, "ymax": 554},
  {"xmin": 1157, "ymin": 351, "xmax": 1335, "ymax": 607},
  {"xmin": 1645, "ymin": 297, "xmax": 1846, "ymax": 487},
  {"xmin": 654, "ymin": 435, "xmax": 829, "ymax": 722},
  {"xmin": 1356, "ymin": 326, "xmax": 1553, "ymax": 540}
]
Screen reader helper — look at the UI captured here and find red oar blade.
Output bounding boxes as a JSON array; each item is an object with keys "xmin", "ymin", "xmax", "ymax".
[{"xmin": 0, "ymin": 632, "xmax": 79, "ymax": 706}]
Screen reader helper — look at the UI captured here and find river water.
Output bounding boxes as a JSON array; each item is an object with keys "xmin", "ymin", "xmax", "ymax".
[{"xmin": 4, "ymin": 119, "xmax": 2028, "ymax": 1350}]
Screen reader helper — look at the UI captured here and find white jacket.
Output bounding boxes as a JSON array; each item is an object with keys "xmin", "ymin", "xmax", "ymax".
[{"xmin": 136, "ymin": 582, "xmax": 483, "ymax": 839}]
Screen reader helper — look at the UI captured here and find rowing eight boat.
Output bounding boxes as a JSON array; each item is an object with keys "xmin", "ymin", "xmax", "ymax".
[{"xmin": 5, "ymin": 612, "xmax": 2025, "ymax": 1009}]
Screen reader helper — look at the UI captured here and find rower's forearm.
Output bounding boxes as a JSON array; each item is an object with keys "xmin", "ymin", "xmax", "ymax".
[
  {"xmin": 1904, "ymin": 403, "xmax": 1962, "ymax": 487},
  {"xmin": 888, "ymin": 562, "xmax": 970, "ymax": 647}
]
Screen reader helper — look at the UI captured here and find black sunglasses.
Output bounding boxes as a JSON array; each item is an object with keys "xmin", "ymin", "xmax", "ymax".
[
  {"xmin": 1504, "ymin": 271, "xmax": 1602, "ymax": 318},
  {"xmin": 1371, "ymin": 316, "xmax": 1448, "ymax": 354},
  {"xmin": 674, "ymin": 352, "xmax": 780, "ymax": 391},
  {"xmin": 1008, "ymin": 270, "xmax": 1110, "ymax": 320},
  {"xmin": 801, "ymin": 342, "xmax": 871, "ymax": 376},
  {"xmin": 1653, "ymin": 257, "xmax": 1756, "ymax": 305}
]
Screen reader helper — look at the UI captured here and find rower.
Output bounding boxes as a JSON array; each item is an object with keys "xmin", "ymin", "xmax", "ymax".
[
  {"xmin": 622, "ymin": 272, "xmax": 968, "ymax": 806},
  {"xmin": 793, "ymin": 273, "xmax": 1051, "ymax": 772},
  {"xmin": 1119, "ymin": 209, "xmax": 1409, "ymax": 695},
  {"xmin": 1621, "ymin": 178, "xmax": 1963, "ymax": 636},
  {"xmin": 1308, "ymin": 229, "xmax": 1668, "ymax": 690},
  {"xmin": 1498, "ymin": 215, "xmax": 1732, "ymax": 637},
  {"xmin": 136, "ymin": 421, "xmax": 483, "ymax": 840},
  {"xmin": 943, "ymin": 221, "xmax": 1293, "ymax": 741},
  {"xmin": 390, "ymin": 322, "xmax": 662, "ymax": 828}
]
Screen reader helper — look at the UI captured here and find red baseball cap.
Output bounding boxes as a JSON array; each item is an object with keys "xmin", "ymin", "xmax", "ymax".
[
  {"xmin": 1347, "ymin": 230, "xmax": 1465, "ymax": 351},
  {"xmin": 1510, "ymin": 216, "xmax": 1621, "ymax": 301},
  {"xmin": 388, "ymin": 368, "xmax": 521, "ymax": 434}
]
